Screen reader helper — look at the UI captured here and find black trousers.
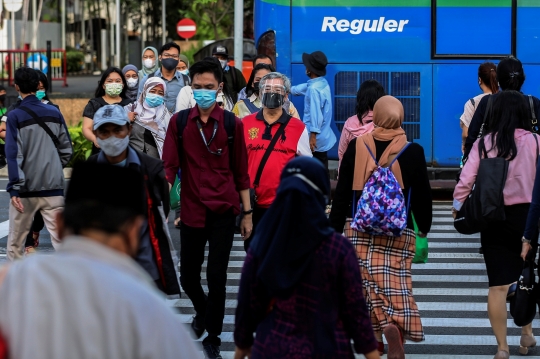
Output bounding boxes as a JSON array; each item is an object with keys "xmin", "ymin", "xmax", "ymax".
[
  {"xmin": 313, "ymin": 151, "xmax": 330, "ymax": 178},
  {"xmin": 180, "ymin": 209, "xmax": 235, "ymax": 347},
  {"xmin": 243, "ymin": 206, "xmax": 268, "ymax": 252}
]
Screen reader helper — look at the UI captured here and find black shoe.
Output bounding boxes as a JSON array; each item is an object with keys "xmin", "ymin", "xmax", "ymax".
[
  {"xmin": 190, "ymin": 315, "xmax": 205, "ymax": 339},
  {"xmin": 203, "ymin": 344, "xmax": 222, "ymax": 359}
]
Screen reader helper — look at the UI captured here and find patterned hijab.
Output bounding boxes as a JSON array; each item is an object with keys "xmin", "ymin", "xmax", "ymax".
[
  {"xmin": 353, "ymin": 95, "xmax": 408, "ymax": 189},
  {"xmin": 131, "ymin": 77, "xmax": 171, "ymax": 158}
]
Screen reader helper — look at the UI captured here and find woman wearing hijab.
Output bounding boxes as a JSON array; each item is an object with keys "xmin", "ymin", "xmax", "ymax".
[
  {"xmin": 329, "ymin": 96, "xmax": 432, "ymax": 359},
  {"xmin": 123, "ymin": 64, "xmax": 140, "ymax": 103},
  {"xmin": 338, "ymin": 79, "xmax": 385, "ymax": 165},
  {"xmin": 234, "ymin": 157, "xmax": 380, "ymax": 359},
  {"xmin": 139, "ymin": 46, "xmax": 160, "ymax": 81},
  {"xmin": 126, "ymin": 77, "xmax": 171, "ymax": 159}
]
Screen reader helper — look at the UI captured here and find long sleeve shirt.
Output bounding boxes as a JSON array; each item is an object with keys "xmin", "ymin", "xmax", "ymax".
[
  {"xmin": 162, "ymin": 105, "xmax": 250, "ymax": 227},
  {"xmin": 291, "ymin": 77, "xmax": 336, "ymax": 152},
  {"xmin": 330, "ymin": 138, "xmax": 432, "ymax": 235},
  {"xmin": 234, "ymin": 232, "xmax": 378, "ymax": 358}
]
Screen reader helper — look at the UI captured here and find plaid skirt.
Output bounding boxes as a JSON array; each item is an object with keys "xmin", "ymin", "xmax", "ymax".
[{"xmin": 345, "ymin": 220, "xmax": 425, "ymax": 342}]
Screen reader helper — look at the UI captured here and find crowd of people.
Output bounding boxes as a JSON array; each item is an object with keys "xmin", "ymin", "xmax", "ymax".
[{"xmin": 0, "ymin": 39, "xmax": 538, "ymax": 359}]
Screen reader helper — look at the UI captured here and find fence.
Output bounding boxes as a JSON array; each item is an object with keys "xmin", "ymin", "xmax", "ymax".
[{"xmin": 0, "ymin": 48, "xmax": 67, "ymax": 88}]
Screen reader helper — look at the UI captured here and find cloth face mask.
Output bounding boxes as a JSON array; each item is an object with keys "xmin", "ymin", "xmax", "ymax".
[
  {"xmin": 145, "ymin": 93, "xmax": 165, "ymax": 108},
  {"xmin": 193, "ymin": 89, "xmax": 217, "ymax": 110},
  {"xmin": 161, "ymin": 58, "xmax": 179, "ymax": 71},
  {"xmin": 219, "ymin": 59, "xmax": 227, "ymax": 69},
  {"xmin": 262, "ymin": 92, "xmax": 284, "ymax": 109},
  {"xmin": 97, "ymin": 135, "xmax": 130, "ymax": 157},
  {"xmin": 36, "ymin": 90, "xmax": 46, "ymax": 101},
  {"xmin": 126, "ymin": 78, "xmax": 138, "ymax": 89},
  {"xmin": 105, "ymin": 83, "xmax": 123, "ymax": 97}
]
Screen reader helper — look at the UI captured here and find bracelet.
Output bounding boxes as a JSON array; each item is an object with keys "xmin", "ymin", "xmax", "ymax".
[
  {"xmin": 522, "ymin": 237, "xmax": 532, "ymax": 244},
  {"xmin": 242, "ymin": 209, "xmax": 253, "ymax": 215}
]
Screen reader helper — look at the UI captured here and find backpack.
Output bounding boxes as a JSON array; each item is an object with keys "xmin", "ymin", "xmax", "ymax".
[
  {"xmin": 351, "ymin": 142, "xmax": 411, "ymax": 237},
  {"xmin": 176, "ymin": 108, "xmax": 236, "ymax": 166}
]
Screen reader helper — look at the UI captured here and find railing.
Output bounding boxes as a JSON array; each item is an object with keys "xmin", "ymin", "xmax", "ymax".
[{"xmin": 0, "ymin": 48, "xmax": 68, "ymax": 88}]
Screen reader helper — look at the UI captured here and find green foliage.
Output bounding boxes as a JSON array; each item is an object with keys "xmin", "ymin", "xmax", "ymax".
[
  {"xmin": 66, "ymin": 51, "xmax": 85, "ymax": 73},
  {"xmin": 67, "ymin": 122, "xmax": 92, "ymax": 167},
  {"xmin": 181, "ymin": 41, "xmax": 204, "ymax": 67}
]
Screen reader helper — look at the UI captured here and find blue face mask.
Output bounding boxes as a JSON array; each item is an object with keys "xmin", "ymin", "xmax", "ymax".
[
  {"xmin": 145, "ymin": 93, "xmax": 165, "ymax": 108},
  {"xmin": 193, "ymin": 89, "xmax": 217, "ymax": 110},
  {"xmin": 36, "ymin": 90, "xmax": 46, "ymax": 101},
  {"xmin": 179, "ymin": 70, "xmax": 189, "ymax": 76}
]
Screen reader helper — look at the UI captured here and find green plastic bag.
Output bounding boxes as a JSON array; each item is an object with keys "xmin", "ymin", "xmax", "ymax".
[
  {"xmin": 412, "ymin": 213, "xmax": 428, "ymax": 263},
  {"xmin": 170, "ymin": 176, "xmax": 181, "ymax": 211}
]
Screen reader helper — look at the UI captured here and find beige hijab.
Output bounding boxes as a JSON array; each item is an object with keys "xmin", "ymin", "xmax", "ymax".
[{"xmin": 353, "ymin": 95, "xmax": 408, "ymax": 190}]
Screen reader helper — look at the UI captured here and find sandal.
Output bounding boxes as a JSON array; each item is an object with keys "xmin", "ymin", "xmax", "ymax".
[{"xmin": 384, "ymin": 324, "xmax": 405, "ymax": 359}]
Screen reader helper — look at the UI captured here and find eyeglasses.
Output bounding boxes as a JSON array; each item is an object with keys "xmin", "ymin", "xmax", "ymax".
[{"xmin": 162, "ymin": 53, "xmax": 179, "ymax": 59}]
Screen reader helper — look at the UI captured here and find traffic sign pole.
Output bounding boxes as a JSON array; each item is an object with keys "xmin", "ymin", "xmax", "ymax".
[{"xmin": 47, "ymin": 41, "xmax": 52, "ymax": 92}]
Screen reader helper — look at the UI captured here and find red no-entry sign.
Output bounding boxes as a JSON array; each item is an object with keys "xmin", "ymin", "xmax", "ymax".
[{"xmin": 177, "ymin": 19, "xmax": 197, "ymax": 39}]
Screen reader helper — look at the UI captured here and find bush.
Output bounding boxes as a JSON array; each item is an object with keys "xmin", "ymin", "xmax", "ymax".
[
  {"xmin": 66, "ymin": 51, "xmax": 85, "ymax": 73},
  {"xmin": 67, "ymin": 121, "xmax": 92, "ymax": 167}
]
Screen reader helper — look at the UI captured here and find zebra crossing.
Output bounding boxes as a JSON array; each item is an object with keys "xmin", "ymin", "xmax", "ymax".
[{"xmin": 170, "ymin": 202, "xmax": 540, "ymax": 358}]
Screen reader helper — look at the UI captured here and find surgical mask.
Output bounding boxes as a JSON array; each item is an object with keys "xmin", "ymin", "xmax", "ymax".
[
  {"xmin": 126, "ymin": 78, "xmax": 138, "ymax": 89},
  {"xmin": 36, "ymin": 90, "xmax": 46, "ymax": 101},
  {"xmin": 219, "ymin": 59, "xmax": 227, "ymax": 69},
  {"xmin": 193, "ymin": 89, "xmax": 217, "ymax": 110},
  {"xmin": 253, "ymin": 82, "xmax": 260, "ymax": 95},
  {"xmin": 161, "ymin": 58, "xmax": 179, "ymax": 71},
  {"xmin": 262, "ymin": 92, "xmax": 284, "ymax": 109},
  {"xmin": 179, "ymin": 70, "xmax": 189, "ymax": 76},
  {"xmin": 96, "ymin": 135, "xmax": 130, "ymax": 157},
  {"xmin": 105, "ymin": 83, "xmax": 123, "ymax": 97},
  {"xmin": 143, "ymin": 59, "xmax": 155, "ymax": 69},
  {"xmin": 145, "ymin": 93, "xmax": 165, "ymax": 108}
]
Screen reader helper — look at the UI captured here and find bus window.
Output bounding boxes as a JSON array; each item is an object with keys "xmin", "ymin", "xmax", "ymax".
[
  {"xmin": 257, "ymin": 30, "xmax": 277, "ymax": 66},
  {"xmin": 433, "ymin": 0, "xmax": 515, "ymax": 58}
]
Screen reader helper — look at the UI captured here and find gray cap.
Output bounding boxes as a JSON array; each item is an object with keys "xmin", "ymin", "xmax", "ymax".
[{"xmin": 93, "ymin": 105, "xmax": 130, "ymax": 130}]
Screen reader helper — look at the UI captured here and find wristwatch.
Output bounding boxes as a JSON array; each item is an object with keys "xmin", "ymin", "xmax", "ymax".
[
  {"xmin": 522, "ymin": 237, "xmax": 532, "ymax": 244},
  {"xmin": 242, "ymin": 208, "xmax": 253, "ymax": 215}
]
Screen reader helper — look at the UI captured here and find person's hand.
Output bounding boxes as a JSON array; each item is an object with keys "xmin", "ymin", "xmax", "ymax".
[
  {"xmin": 11, "ymin": 196, "xmax": 23, "ymax": 213},
  {"xmin": 451, "ymin": 207, "xmax": 457, "ymax": 219},
  {"xmin": 127, "ymin": 112, "xmax": 136, "ymax": 123},
  {"xmin": 93, "ymin": 140, "xmax": 100, "ymax": 149},
  {"xmin": 364, "ymin": 348, "xmax": 381, "ymax": 359},
  {"xmin": 240, "ymin": 215, "xmax": 253, "ymax": 240},
  {"xmin": 309, "ymin": 133, "xmax": 317, "ymax": 152},
  {"xmin": 418, "ymin": 232, "xmax": 427, "ymax": 238},
  {"xmin": 234, "ymin": 346, "xmax": 251, "ymax": 359},
  {"xmin": 521, "ymin": 242, "xmax": 532, "ymax": 261}
]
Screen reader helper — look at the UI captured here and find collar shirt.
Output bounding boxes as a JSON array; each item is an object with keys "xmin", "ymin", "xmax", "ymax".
[
  {"xmin": 291, "ymin": 77, "xmax": 336, "ymax": 152},
  {"xmin": 162, "ymin": 105, "xmax": 250, "ymax": 227},
  {"xmin": 139, "ymin": 68, "xmax": 185, "ymax": 113},
  {"xmin": 243, "ymin": 110, "xmax": 311, "ymax": 207},
  {"xmin": 0, "ymin": 237, "xmax": 199, "ymax": 359},
  {"xmin": 233, "ymin": 94, "xmax": 262, "ymax": 119}
]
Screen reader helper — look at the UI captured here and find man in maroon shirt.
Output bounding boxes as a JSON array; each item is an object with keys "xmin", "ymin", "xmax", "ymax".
[{"xmin": 162, "ymin": 60, "xmax": 252, "ymax": 359}]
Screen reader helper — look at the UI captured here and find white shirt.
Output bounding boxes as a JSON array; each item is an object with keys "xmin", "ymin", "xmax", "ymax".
[{"xmin": 0, "ymin": 237, "xmax": 200, "ymax": 359}]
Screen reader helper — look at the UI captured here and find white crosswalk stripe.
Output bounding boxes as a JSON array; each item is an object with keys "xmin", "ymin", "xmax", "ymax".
[{"xmin": 171, "ymin": 202, "xmax": 540, "ymax": 357}]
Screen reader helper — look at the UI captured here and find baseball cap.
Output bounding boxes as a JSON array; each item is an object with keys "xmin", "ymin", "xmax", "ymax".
[
  {"xmin": 93, "ymin": 105, "xmax": 130, "ymax": 130},
  {"xmin": 212, "ymin": 45, "xmax": 228, "ymax": 57}
]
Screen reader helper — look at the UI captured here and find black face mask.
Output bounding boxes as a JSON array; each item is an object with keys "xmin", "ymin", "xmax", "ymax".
[
  {"xmin": 253, "ymin": 82, "xmax": 260, "ymax": 94},
  {"xmin": 0, "ymin": 95, "xmax": 5, "ymax": 104},
  {"xmin": 262, "ymin": 92, "xmax": 284, "ymax": 109},
  {"xmin": 161, "ymin": 58, "xmax": 179, "ymax": 71}
]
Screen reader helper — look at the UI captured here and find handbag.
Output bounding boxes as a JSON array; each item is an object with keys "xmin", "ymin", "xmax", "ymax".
[
  {"xmin": 454, "ymin": 137, "xmax": 509, "ymax": 234},
  {"xmin": 169, "ymin": 175, "xmax": 181, "ymax": 211},
  {"xmin": 412, "ymin": 213, "xmax": 428, "ymax": 264},
  {"xmin": 510, "ymin": 258, "xmax": 537, "ymax": 326}
]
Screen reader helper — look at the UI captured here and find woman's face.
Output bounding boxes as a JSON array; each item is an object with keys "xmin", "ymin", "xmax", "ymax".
[
  {"xmin": 125, "ymin": 70, "xmax": 138, "ymax": 80},
  {"xmin": 254, "ymin": 69, "xmax": 271, "ymax": 83},
  {"xmin": 37, "ymin": 81, "xmax": 45, "ymax": 91},
  {"xmin": 176, "ymin": 61, "xmax": 188, "ymax": 72},
  {"xmin": 149, "ymin": 86, "xmax": 164, "ymax": 96},
  {"xmin": 143, "ymin": 49, "xmax": 155, "ymax": 61},
  {"xmin": 103, "ymin": 72, "xmax": 123, "ymax": 89}
]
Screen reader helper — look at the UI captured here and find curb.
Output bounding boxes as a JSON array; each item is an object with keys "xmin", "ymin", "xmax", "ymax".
[{"xmin": 0, "ymin": 167, "xmax": 72, "ymax": 179}]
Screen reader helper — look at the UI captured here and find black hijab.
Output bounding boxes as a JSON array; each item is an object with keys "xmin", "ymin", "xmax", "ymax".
[{"xmin": 250, "ymin": 157, "xmax": 334, "ymax": 299}]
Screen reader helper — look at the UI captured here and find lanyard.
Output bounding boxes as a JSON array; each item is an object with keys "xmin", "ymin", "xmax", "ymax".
[{"xmin": 196, "ymin": 119, "xmax": 222, "ymax": 155}]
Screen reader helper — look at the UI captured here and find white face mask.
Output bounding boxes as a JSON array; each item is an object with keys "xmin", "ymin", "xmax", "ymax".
[
  {"xmin": 143, "ymin": 59, "xmax": 155, "ymax": 69},
  {"xmin": 219, "ymin": 59, "xmax": 227, "ymax": 69},
  {"xmin": 97, "ymin": 135, "xmax": 130, "ymax": 157},
  {"xmin": 126, "ymin": 78, "xmax": 138, "ymax": 89}
]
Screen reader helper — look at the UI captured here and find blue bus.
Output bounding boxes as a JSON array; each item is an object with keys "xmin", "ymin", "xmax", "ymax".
[{"xmin": 254, "ymin": 0, "xmax": 540, "ymax": 168}]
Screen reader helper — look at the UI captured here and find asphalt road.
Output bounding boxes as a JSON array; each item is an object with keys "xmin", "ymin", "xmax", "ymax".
[{"xmin": 0, "ymin": 186, "xmax": 538, "ymax": 358}]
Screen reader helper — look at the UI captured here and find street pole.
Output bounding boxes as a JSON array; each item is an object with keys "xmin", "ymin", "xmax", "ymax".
[
  {"xmin": 31, "ymin": 0, "xmax": 36, "ymax": 49},
  {"xmin": 161, "ymin": 0, "xmax": 166, "ymax": 45},
  {"xmin": 61, "ymin": 0, "xmax": 66, "ymax": 50},
  {"xmin": 46, "ymin": 41, "xmax": 52, "ymax": 91},
  {"xmin": 234, "ymin": 0, "xmax": 243, "ymax": 72},
  {"xmin": 115, "ymin": 0, "xmax": 120, "ymax": 67},
  {"xmin": 11, "ymin": 11, "xmax": 16, "ymax": 49}
]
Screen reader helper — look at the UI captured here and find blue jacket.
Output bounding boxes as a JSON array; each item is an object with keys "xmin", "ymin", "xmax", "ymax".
[
  {"xmin": 291, "ymin": 77, "xmax": 336, "ymax": 152},
  {"xmin": 6, "ymin": 96, "xmax": 72, "ymax": 198}
]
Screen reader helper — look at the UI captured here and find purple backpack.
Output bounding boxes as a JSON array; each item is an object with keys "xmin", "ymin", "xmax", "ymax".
[{"xmin": 351, "ymin": 143, "xmax": 411, "ymax": 237}]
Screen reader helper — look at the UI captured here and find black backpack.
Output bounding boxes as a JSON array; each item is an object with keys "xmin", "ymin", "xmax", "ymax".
[{"xmin": 176, "ymin": 108, "xmax": 236, "ymax": 166}]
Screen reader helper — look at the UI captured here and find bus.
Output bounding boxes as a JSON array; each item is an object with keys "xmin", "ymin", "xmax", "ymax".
[{"xmin": 254, "ymin": 0, "xmax": 540, "ymax": 170}]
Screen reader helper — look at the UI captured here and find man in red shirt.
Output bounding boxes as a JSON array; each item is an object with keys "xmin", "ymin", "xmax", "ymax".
[
  {"xmin": 162, "ymin": 60, "xmax": 252, "ymax": 359},
  {"xmin": 242, "ymin": 72, "xmax": 311, "ymax": 251}
]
